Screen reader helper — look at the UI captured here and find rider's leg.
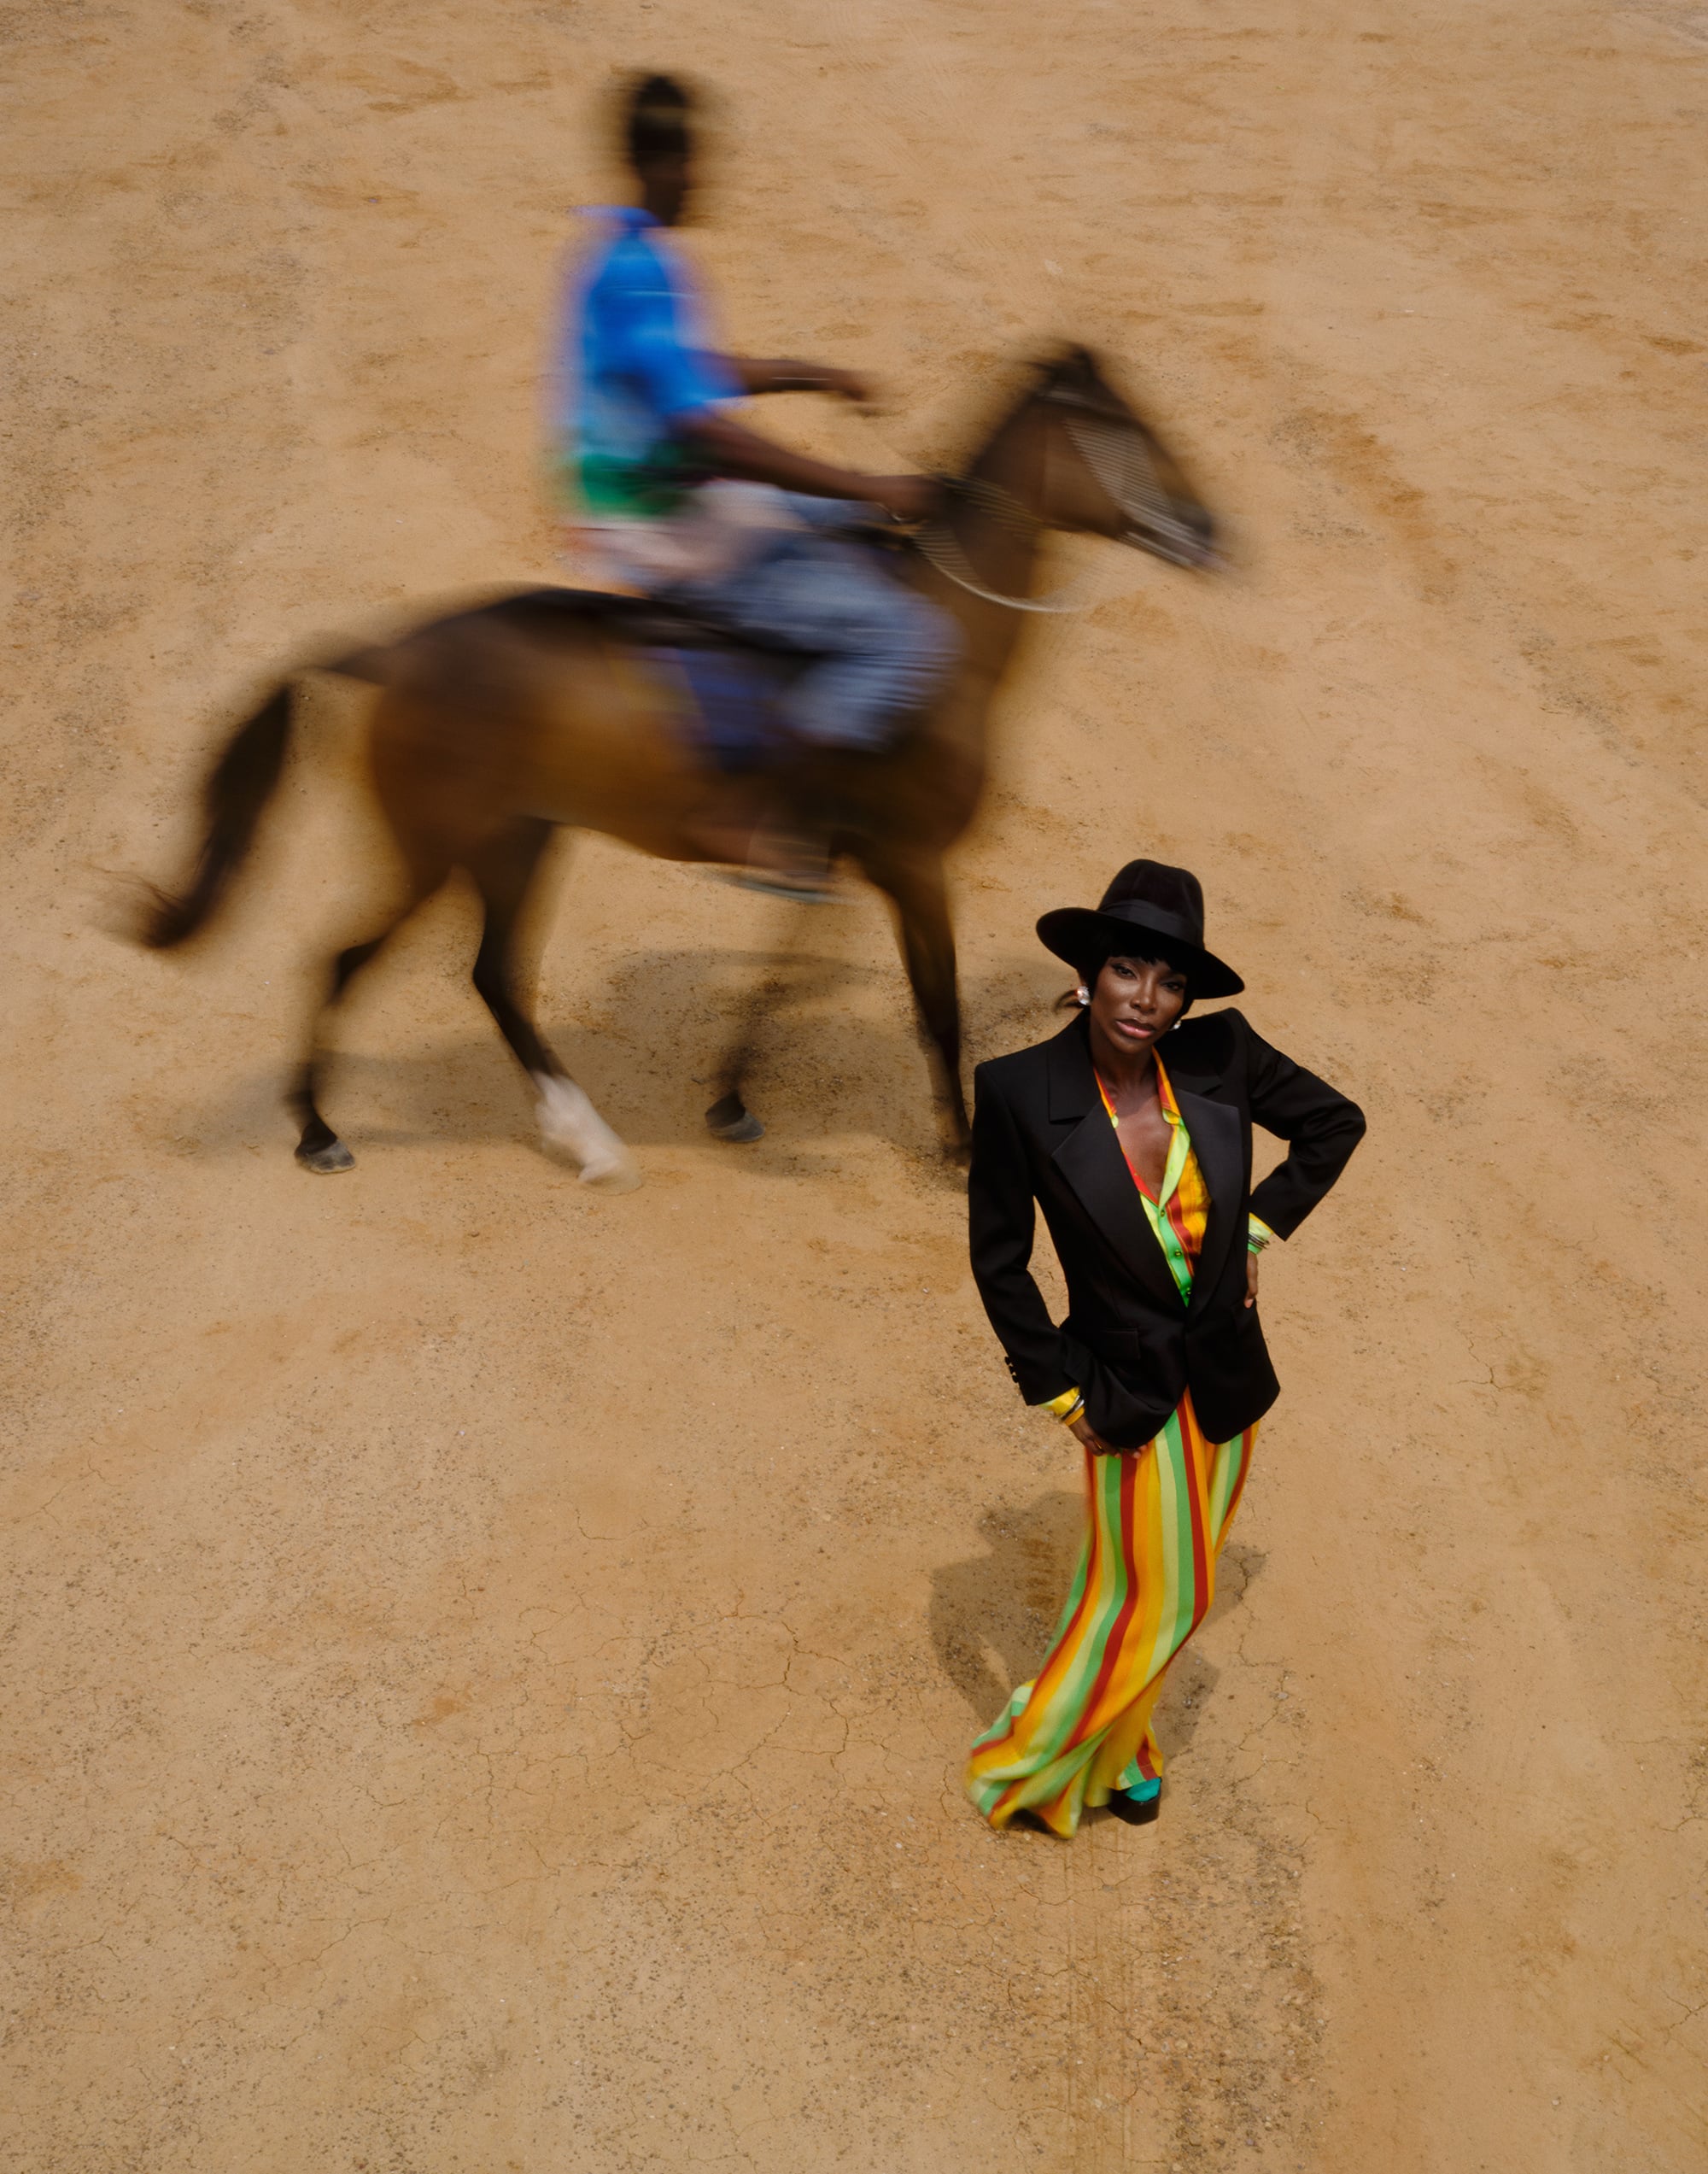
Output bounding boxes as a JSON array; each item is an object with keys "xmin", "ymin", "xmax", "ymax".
[
  {"xmin": 660, "ymin": 533, "xmax": 957, "ymax": 882},
  {"xmin": 676, "ymin": 532, "xmax": 960, "ymax": 753},
  {"xmin": 759, "ymin": 536, "xmax": 959, "ymax": 752},
  {"xmin": 770, "ymin": 493, "xmax": 879, "ymax": 536}
]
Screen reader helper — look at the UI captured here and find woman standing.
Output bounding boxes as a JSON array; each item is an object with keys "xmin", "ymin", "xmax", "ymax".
[{"xmin": 965, "ymin": 860, "xmax": 1364, "ymax": 1836}]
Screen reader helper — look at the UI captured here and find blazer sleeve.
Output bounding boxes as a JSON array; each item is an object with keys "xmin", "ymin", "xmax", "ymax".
[
  {"xmin": 967, "ymin": 1064, "xmax": 1081, "ymax": 1407},
  {"xmin": 1242, "ymin": 1017, "xmax": 1366, "ymax": 1240}
]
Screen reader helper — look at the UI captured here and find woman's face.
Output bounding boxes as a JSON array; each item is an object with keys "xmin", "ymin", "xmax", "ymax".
[{"xmin": 1086, "ymin": 952, "xmax": 1190, "ymax": 1061}]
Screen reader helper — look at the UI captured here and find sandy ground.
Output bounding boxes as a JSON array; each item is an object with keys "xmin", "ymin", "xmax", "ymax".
[{"xmin": 4, "ymin": 2, "xmax": 1707, "ymax": 2168}]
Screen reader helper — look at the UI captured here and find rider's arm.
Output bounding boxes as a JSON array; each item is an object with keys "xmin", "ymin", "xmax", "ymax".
[
  {"xmin": 675, "ymin": 409, "xmax": 932, "ymax": 520},
  {"xmin": 722, "ymin": 357, "xmax": 869, "ymax": 401},
  {"xmin": 611, "ymin": 248, "xmax": 934, "ymax": 519}
]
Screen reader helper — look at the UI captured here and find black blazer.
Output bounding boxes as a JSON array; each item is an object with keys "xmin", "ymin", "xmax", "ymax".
[{"xmin": 968, "ymin": 1009, "xmax": 1365, "ymax": 1449}]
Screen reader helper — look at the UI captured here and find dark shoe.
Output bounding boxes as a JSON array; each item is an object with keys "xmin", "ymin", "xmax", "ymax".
[{"xmin": 1106, "ymin": 1787, "xmax": 1161, "ymax": 1826}]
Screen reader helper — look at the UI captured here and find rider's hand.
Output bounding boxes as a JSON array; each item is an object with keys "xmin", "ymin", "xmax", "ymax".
[
  {"xmin": 816, "ymin": 366, "xmax": 874, "ymax": 403},
  {"xmin": 1067, "ymin": 1409, "xmax": 1118, "ymax": 1455},
  {"xmin": 863, "ymin": 473, "xmax": 939, "ymax": 524}
]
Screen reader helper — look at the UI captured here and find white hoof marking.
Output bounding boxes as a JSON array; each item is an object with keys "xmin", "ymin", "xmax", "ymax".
[{"xmin": 534, "ymin": 1075, "xmax": 641, "ymax": 1192}]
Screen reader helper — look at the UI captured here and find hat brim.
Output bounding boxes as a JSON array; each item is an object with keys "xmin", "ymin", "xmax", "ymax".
[{"xmin": 1035, "ymin": 905, "xmax": 1245, "ymax": 999}]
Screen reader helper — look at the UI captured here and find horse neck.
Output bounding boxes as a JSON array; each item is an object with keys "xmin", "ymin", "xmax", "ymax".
[{"xmin": 932, "ymin": 398, "xmax": 1050, "ymax": 685}]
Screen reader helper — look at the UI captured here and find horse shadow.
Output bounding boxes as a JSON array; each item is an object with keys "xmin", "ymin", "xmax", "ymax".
[
  {"xmin": 168, "ymin": 944, "xmax": 966, "ymax": 1166},
  {"xmin": 929, "ymin": 1491, "xmax": 1267, "ymax": 1762}
]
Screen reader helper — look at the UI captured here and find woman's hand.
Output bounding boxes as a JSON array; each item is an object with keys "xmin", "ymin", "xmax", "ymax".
[
  {"xmin": 1244, "ymin": 1249, "xmax": 1261, "ymax": 1309},
  {"xmin": 1067, "ymin": 1409, "xmax": 1118, "ymax": 1455}
]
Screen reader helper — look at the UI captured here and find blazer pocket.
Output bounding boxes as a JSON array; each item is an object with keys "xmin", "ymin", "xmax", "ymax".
[{"xmin": 1073, "ymin": 1325, "xmax": 1149, "ymax": 1361}]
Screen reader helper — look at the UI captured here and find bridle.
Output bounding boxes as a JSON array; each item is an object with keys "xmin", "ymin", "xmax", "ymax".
[{"xmin": 912, "ymin": 386, "xmax": 1204, "ymax": 612}]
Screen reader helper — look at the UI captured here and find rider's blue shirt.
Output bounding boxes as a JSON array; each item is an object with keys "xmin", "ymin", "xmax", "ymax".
[{"xmin": 554, "ymin": 207, "xmax": 739, "ymax": 519}]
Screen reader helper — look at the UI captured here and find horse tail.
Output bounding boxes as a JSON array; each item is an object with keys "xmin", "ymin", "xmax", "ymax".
[
  {"xmin": 136, "ymin": 642, "xmax": 399, "ymax": 952},
  {"xmin": 138, "ymin": 681, "xmax": 298, "ymax": 949}
]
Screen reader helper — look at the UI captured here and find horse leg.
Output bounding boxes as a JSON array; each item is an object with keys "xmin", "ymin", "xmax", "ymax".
[
  {"xmin": 859, "ymin": 841, "xmax": 970, "ymax": 1162},
  {"xmin": 466, "ymin": 819, "xmax": 640, "ymax": 1192},
  {"xmin": 705, "ymin": 972, "xmax": 773, "ymax": 1145},
  {"xmin": 703, "ymin": 893, "xmax": 819, "ymax": 1144},
  {"xmin": 291, "ymin": 858, "xmax": 447, "ymax": 1172}
]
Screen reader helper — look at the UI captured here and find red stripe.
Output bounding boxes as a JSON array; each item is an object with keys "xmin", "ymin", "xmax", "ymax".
[
  {"xmin": 1164, "ymin": 1185, "xmax": 1196, "ymax": 1264},
  {"xmin": 1184, "ymin": 1428, "xmax": 1212, "ymax": 1636},
  {"xmin": 1095, "ymin": 1064, "xmax": 1202, "ymax": 1268}
]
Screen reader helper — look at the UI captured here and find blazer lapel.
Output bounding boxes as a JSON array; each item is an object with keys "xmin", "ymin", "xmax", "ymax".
[
  {"xmin": 1048, "ymin": 1021, "xmax": 1184, "ymax": 1307},
  {"xmin": 1044, "ymin": 1013, "xmax": 1096, "ymax": 1124},
  {"xmin": 1175, "ymin": 1087, "xmax": 1243, "ymax": 1314}
]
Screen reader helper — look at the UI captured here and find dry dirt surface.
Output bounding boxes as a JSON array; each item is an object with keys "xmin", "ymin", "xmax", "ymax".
[{"xmin": 5, "ymin": 2, "xmax": 1707, "ymax": 2170}]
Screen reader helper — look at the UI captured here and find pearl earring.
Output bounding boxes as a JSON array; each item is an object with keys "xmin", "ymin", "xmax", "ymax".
[{"xmin": 1076, "ymin": 986, "xmax": 1091, "ymax": 1006}]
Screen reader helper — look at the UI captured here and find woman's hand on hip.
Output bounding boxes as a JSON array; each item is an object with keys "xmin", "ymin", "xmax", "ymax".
[{"xmin": 1067, "ymin": 1409, "xmax": 1118, "ymax": 1455}]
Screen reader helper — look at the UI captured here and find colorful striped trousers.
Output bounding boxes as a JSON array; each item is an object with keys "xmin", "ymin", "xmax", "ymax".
[{"xmin": 966, "ymin": 1391, "xmax": 1255, "ymax": 1837}]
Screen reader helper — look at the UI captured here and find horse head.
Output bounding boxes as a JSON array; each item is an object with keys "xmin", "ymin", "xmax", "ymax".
[{"xmin": 1027, "ymin": 345, "xmax": 1219, "ymax": 571}]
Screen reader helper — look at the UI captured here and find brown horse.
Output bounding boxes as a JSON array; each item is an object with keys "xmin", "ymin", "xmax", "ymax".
[{"xmin": 139, "ymin": 347, "xmax": 1217, "ymax": 1188}]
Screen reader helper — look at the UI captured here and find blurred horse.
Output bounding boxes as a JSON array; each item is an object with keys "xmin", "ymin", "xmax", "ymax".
[{"xmin": 138, "ymin": 348, "xmax": 1218, "ymax": 1188}]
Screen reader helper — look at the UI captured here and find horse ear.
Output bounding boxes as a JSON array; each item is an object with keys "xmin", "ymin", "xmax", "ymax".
[{"xmin": 1038, "ymin": 343, "xmax": 1102, "ymax": 390}]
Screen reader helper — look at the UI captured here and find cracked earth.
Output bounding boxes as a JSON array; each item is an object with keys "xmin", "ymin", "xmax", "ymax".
[{"xmin": 3, "ymin": 1, "xmax": 1705, "ymax": 2169}]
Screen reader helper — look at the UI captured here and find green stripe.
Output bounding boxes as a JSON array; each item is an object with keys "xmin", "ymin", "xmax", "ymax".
[
  {"xmin": 1145, "ymin": 1199, "xmax": 1194, "ymax": 1305},
  {"xmin": 1208, "ymin": 1429, "xmax": 1242, "ymax": 1534},
  {"xmin": 1044, "ymin": 1456, "xmax": 1130, "ymax": 1732}
]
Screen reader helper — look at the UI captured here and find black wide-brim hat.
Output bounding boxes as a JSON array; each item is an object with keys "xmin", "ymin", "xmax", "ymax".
[{"xmin": 1037, "ymin": 858, "xmax": 1244, "ymax": 999}]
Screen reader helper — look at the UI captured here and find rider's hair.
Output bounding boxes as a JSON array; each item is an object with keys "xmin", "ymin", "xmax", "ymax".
[{"xmin": 623, "ymin": 73, "xmax": 693, "ymax": 170}]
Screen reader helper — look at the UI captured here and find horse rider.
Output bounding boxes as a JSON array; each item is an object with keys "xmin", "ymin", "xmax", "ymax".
[{"xmin": 551, "ymin": 73, "xmax": 959, "ymax": 881}]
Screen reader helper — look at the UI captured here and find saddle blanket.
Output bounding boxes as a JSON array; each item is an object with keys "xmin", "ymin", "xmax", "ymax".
[{"xmin": 647, "ymin": 643, "xmax": 792, "ymax": 776}]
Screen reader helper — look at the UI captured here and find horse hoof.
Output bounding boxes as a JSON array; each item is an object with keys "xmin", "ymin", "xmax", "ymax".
[
  {"xmin": 296, "ymin": 1139, "xmax": 355, "ymax": 1174},
  {"xmin": 705, "ymin": 1093, "xmax": 764, "ymax": 1143},
  {"xmin": 578, "ymin": 1156, "xmax": 643, "ymax": 1194},
  {"xmin": 710, "ymin": 1111, "xmax": 764, "ymax": 1144}
]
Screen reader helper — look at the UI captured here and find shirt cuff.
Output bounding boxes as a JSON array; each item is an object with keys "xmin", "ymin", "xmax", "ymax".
[
  {"xmin": 1247, "ymin": 1213, "xmax": 1278, "ymax": 1253},
  {"xmin": 1041, "ymin": 1386, "xmax": 1085, "ymax": 1422}
]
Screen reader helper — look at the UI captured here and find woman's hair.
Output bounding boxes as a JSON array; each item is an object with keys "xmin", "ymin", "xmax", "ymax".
[
  {"xmin": 1055, "ymin": 939, "xmax": 1196, "ymax": 1014},
  {"xmin": 623, "ymin": 73, "xmax": 693, "ymax": 170}
]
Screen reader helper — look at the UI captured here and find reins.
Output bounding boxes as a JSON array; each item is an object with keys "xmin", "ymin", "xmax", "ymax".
[{"xmin": 913, "ymin": 477, "xmax": 1098, "ymax": 615}]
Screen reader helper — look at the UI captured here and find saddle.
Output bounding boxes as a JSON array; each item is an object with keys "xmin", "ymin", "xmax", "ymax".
[{"xmin": 488, "ymin": 586, "xmax": 799, "ymax": 776}]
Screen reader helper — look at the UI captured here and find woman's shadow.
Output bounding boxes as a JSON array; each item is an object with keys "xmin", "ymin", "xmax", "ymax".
[{"xmin": 929, "ymin": 1494, "xmax": 1266, "ymax": 1755}]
